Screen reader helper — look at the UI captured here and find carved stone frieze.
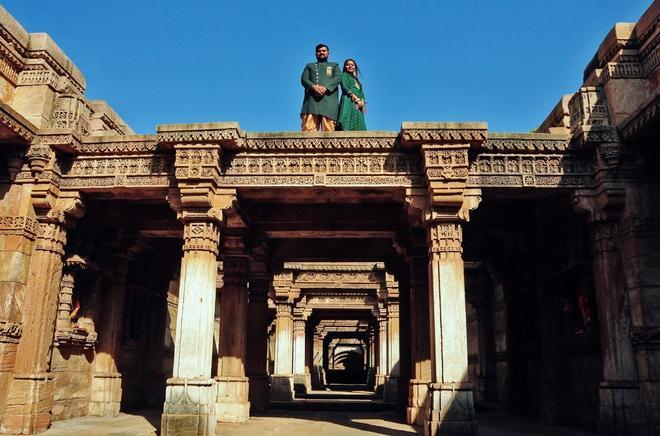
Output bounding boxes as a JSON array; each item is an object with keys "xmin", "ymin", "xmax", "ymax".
[
  {"xmin": 0, "ymin": 320, "xmax": 22, "ymax": 344},
  {"xmin": 16, "ymin": 68, "xmax": 59, "ymax": 89},
  {"xmin": 60, "ymin": 154, "xmax": 174, "ymax": 189},
  {"xmin": 604, "ymin": 61, "xmax": 644, "ymax": 80},
  {"xmin": 0, "ymin": 41, "xmax": 21, "ymax": 83},
  {"xmin": 569, "ymin": 87, "xmax": 611, "ymax": 133},
  {"xmin": 482, "ymin": 134, "xmax": 570, "ymax": 152},
  {"xmin": 0, "ymin": 215, "xmax": 37, "ymax": 240},
  {"xmin": 401, "ymin": 129, "xmax": 486, "ymax": 144},
  {"xmin": 284, "ymin": 262, "xmax": 385, "ymax": 272},
  {"xmin": 51, "ymin": 95, "xmax": 91, "ymax": 136},
  {"xmin": 305, "ymin": 291, "xmax": 376, "ymax": 309},
  {"xmin": 466, "ymin": 153, "xmax": 593, "ymax": 188},
  {"xmin": 158, "ymin": 128, "xmax": 241, "ymax": 145},
  {"xmin": 78, "ymin": 137, "xmax": 158, "ymax": 154},
  {"xmin": 25, "ymin": 50, "xmax": 85, "ymax": 93},
  {"xmin": 242, "ymin": 135, "xmax": 396, "ymax": 151},
  {"xmin": 295, "ymin": 271, "xmax": 380, "ymax": 285}
]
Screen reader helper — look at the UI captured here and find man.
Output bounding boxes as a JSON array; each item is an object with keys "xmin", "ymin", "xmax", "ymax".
[{"xmin": 300, "ymin": 44, "xmax": 341, "ymax": 131}]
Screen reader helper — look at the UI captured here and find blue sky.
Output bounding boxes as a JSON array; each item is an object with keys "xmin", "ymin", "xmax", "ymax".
[{"xmin": 3, "ymin": 1, "xmax": 652, "ymax": 134}]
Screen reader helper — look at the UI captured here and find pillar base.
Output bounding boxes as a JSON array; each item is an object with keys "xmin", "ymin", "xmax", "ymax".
[
  {"xmin": 0, "ymin": 373, "xmax": 54, "ymax": 435},
  {"xmin": 247, "ymin": 374, "xmax": 269, "ymax": 413},
  {"xmin": 270, "ymin": 375, "xmax": 294, "ymax": 401},
  {"xmin": 161, "ymin": 377, "xmax": 216, "ymax": 436},
  {"xmin": 385, "ymin": 376, "xmax": 399, "ymax": 403},
  {"xmin": 599, "ymin": 381, "xmax": 650, "ymax": 436},
  {"xmin": 407, "ymin": 379, "xmax": 430, "ymax": 425},
  {"xmin": 88, "ymin": 372, "xmax": 122, "ymax": 417},
  {"xmin": 375, "ymin": 373, "xmax": 387, "ymax": 396},
  {"xmin": 293, "ymin": 374, "xmax": 311, "ymax": 395},
  {"xmin": 215, "ymin": 376, "xmax": 250, "ymax": 423},
  {"xmin": 423, "ymin": 383, "xmax": 477, "ymax": 436}
]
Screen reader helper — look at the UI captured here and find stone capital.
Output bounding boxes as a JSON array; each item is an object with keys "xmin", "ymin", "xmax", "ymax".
[
  {"xmin": 182, "ymin": 221, "xmax": 220, "ymax": 255},
  {"xmin": 427, "ymin": 222, "xmax": 463, "ymax": 260}
]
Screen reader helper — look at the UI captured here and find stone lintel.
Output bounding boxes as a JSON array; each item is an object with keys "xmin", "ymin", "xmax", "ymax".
[
  {"xmin": 34, "ymin": 128, "xmax": 81, "ymax": 154},
  {"xmin": 242, "ymin": 130, "xmax": 398, "ymax": 151},
  {"xmin": 283, "ymin": 261, "xmax": 385, "ymax": 272}
]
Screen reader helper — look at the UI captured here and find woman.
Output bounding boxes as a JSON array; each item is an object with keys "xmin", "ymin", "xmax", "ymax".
[{"xmin": 337, "ymin": 59, "xmax": 367, "ymax": 131}]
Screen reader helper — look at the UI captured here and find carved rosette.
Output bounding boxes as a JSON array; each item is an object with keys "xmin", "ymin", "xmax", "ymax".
[
  {"xmin": 428, "ymin": 223, "xmax": 463, "ymax": 260},
  {"xmin": 183, "ymin": 221, "xmax": 220, "ymax": 256}
]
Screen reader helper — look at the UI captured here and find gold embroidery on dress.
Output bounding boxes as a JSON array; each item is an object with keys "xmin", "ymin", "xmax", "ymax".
[{"xmin": 326, "ymin": 66, "xmax": 333, "ymax": 77}]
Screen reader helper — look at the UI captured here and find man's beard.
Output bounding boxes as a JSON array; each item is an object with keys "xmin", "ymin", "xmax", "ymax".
[{"xmin": 316, "ymin": 55, "xmax": 328, "ymax": 62}]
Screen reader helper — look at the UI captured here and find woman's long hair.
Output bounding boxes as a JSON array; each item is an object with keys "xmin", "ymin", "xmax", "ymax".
[{"xmin": 343, "ymin": 58, "xmax": 362, "ymax": 86}]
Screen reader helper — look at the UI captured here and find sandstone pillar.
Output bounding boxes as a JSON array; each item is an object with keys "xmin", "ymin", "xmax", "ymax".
[
  {"xmin": 161, "ymin": 220, "xmax": 220, "ymax": 436},
  {"xmin": 1, "ymin": 194, "xmax": 84, "ymax": 435},
  {"xmin": 215, "ymin": 235, "xmax": 250, "ymax": 423},
  {"xmin": 407, "ymin": 253, "xmax": 432, "ymax": 425},
  {"xmin": 375, "ymin": 311, "xmax": 388, "ymax": 395},
  {"xmin": 89, "ymin": 249, "xmax": 135, "ymax": 417},
  {"xmin": 590, "ymin": 219, "xmax": 650, "ymax": 435},
  {"xmin": 271, "ymin": 302, "xmax": 294, "ymax": 401},
  {"xmin": 424, "ymin": 222, "xmax": 476, "ymax": 436},
  {"xmin": 292, "ymin": 317, "xmax": 309, "ymax": 393},
  {"xmin": 386, "ymin": 294, "xmax": 400, "ymax": 403},
  {"xmin": 245, "ymin": 240, "xmax": 270, "ymax": 413}
]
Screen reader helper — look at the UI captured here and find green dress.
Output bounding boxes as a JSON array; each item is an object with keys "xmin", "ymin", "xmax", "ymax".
[{"xmin": 337, "ymin": 72, "xmax": 367, "ymax": 131}]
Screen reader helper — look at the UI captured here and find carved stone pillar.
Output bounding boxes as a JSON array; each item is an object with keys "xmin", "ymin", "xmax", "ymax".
[
  {"xmin": 375, "ymin": 310, "xmax": 388, "ymax": 395},
  {"xmin": 385, "ymin": 273, "xmax": 400, "ymax": 403},
  {"xmin": 161, "ymin": 220, "xmax": 220, "ymax": 436},
  {"xmin": 292, "ymin": 317, "xmax": 308, "ymax": 393},
  {"xmin": 1, "ymin": 194, "xmax": 85, "ymax": 435},
  {"xmin": 425, "ymin": 222, "xmax": 476, "ymax": 436},
  {"xmin": 407, "ymin": 252, "xmax": 432, "ymax": 425},
  {"xmin": 271, "ymin": 302, "xmax": 294, "ymax": 401},
  {"xmin": 245, "ymin": 240, "xmax": 270, "ymax": 413},
  {"xmin": 215, "ymin": 235, "xmax": 250, "ymax": 423}
]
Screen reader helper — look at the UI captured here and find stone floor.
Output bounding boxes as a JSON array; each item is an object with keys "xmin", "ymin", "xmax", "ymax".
[{"xmin": 43, "ymin": 409, "xmax": 598, "ymax": 436}]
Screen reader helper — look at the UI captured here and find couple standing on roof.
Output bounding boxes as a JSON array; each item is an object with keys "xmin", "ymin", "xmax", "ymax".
[{"xmin": 300, "ymin": 43, "xmax": 367, "ymax": 132}]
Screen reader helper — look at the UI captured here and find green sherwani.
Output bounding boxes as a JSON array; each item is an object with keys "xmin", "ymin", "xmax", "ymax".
[{"xmin": 300, "ymin": 61, "xmax": 341, "ymax": 121}]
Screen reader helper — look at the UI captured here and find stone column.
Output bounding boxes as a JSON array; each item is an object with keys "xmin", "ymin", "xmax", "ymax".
[
  {"xmin": 161, "ymin": 220, "xmax": 220, "ymax": 436},
  {"xmin": 1, "ymin": 194, "xmax": 85, "ymax": 435},
  {"xmin": 407, "ymin": 252, "xmax": 432, "ymax": 425},
  {"xmin": 293, "ymin": 317, "xmax": 308, "ymax": 394},
  {"xmin": 386, "ymin": 293, "xmax": 400, "ymax": 403},
  {"xmin": 375, "ymin": 310, "xmax": 388, "ymax": 395},
  {"xmin": 424, "ymin": 222, "xmax": 476, "ymax": 436},
  {"xmin": 215, "ymin": 235, "xmax": 250, "ymax": 423},
  {"xmin": 271, "ymin": 302, "xmax": 294, "ymax": 401},
  {"xmin": 89, "ymin": 248, "xmax": 136, "ymax": 417},
  {"xmin": 245, "ymin": 241, "xmax": 270, "ymax": 413},
  {"xmin": 589, "ymin": 220, "xmax": 649, "ymax": 435}
]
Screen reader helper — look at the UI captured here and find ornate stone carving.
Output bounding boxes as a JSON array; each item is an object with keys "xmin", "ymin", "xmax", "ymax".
[
  {"xmin": 0, "ymin": 320, "xmax": 22, "ymax": 344},
  {"xmin": 466, "ymin": 153, "xmax": 593, "ymax": 188},
  {"xmin": 242, "ymin": 134, "xmax": 396, "ymax": 151},
  {"xmin": 183, "ymin": 222, "xmax": 220, "ymax": 255},
  {"xmin": 0, "ymin": 215, "xmax": 37, "ymax": 240},
  {"xmin": 428, "ymin": 223, "xmax": 463, "ymax": 255},
  {"xmin": 51, "ymin": 95, "xmax": 91, "ymax": 136},
  {"xmin": 16, "ymin": 68, "xmax": 59, "ymax": 89},
  {"xmin": 402, "ymin": 129, "xmax": 486, "ymax": 144},
  {"xmin": 482, "ymin": 135, "xmax": 570, "ymax": 152},
  {"xmin": 604, "ymin": 61, "xmax": 644, "ymax": 79},
  {"xmin": 24, "ymin": 50, "xmax": 85, "ymax": 92},
  {"xmin": 158, "ymin": 128, "xmax": 241, "ymax": 144},
  {"xmin": 60, "ymin": 154, "xmax": 174, "ymax": 189},
  {"xmin": 78, "ymin": 137, "xmax": 158, "ymax": 154}
]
